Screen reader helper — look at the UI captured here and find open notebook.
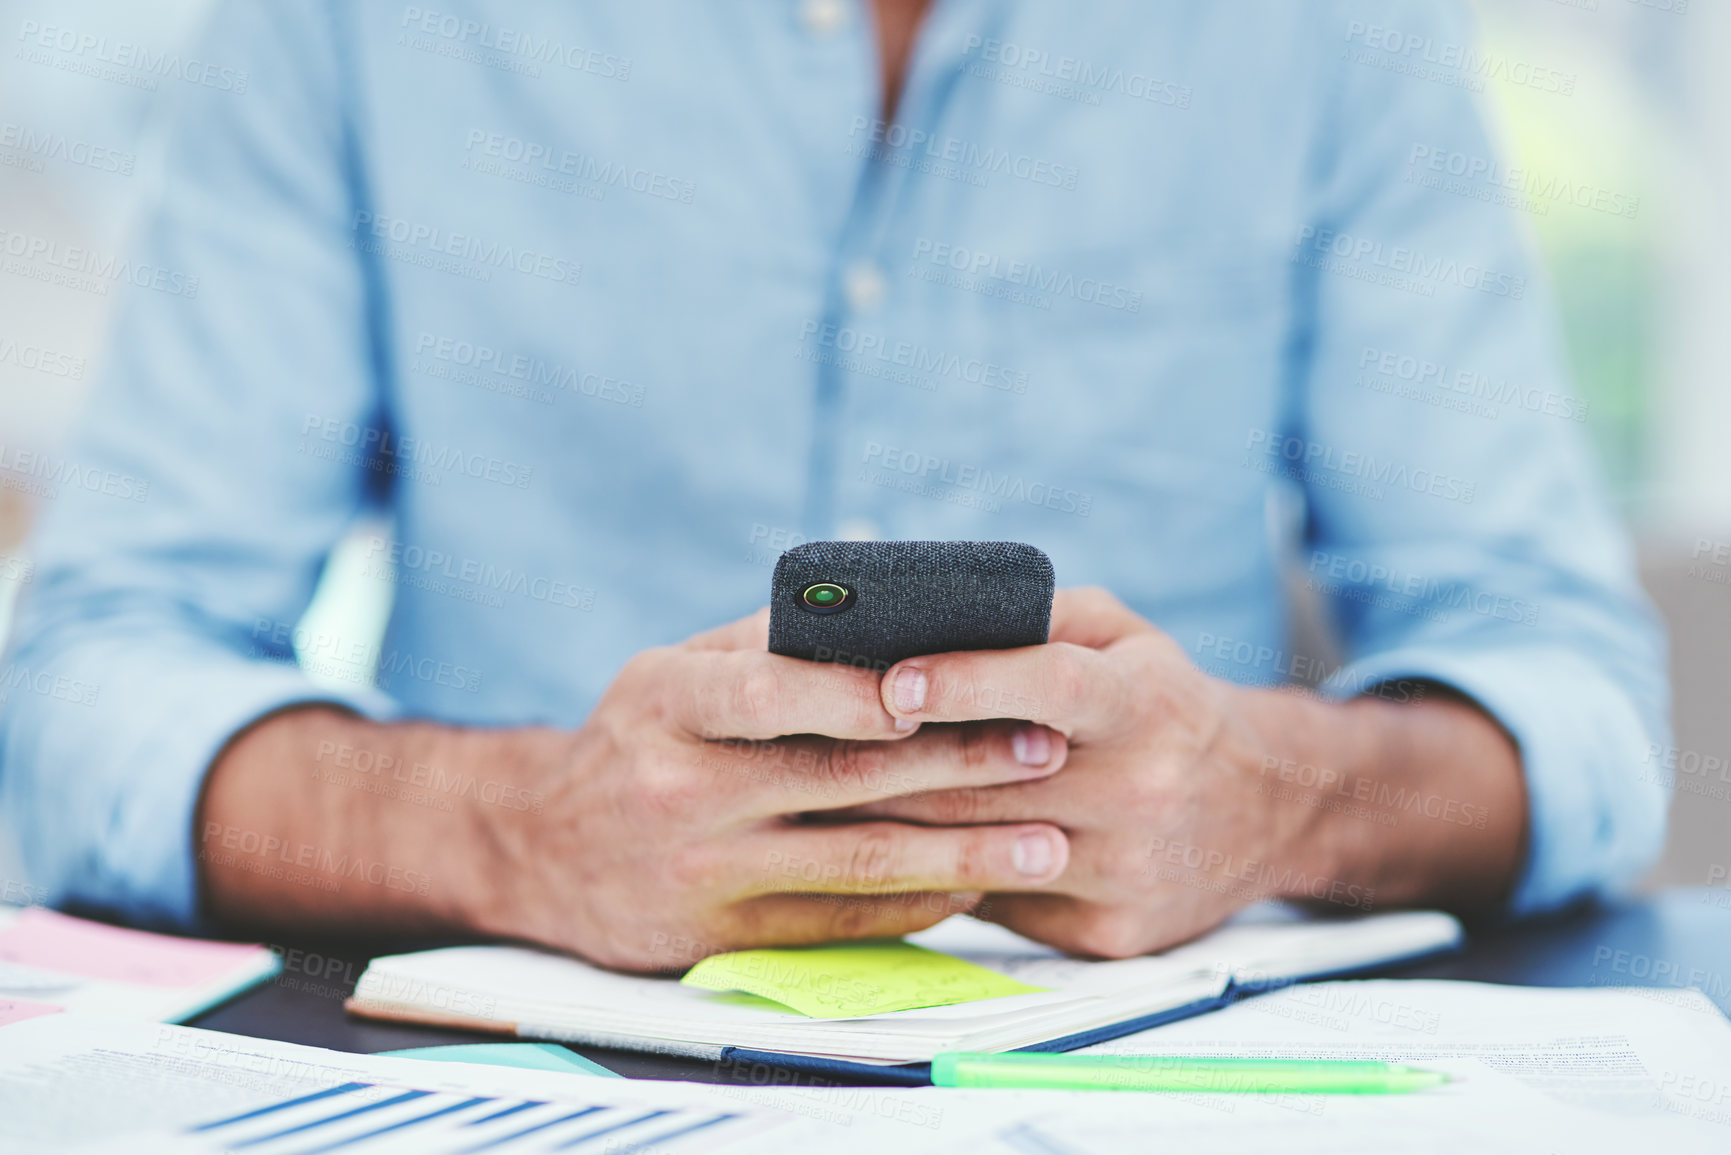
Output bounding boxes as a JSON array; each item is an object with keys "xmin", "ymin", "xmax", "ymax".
[{"xmin": 347, "ymin": 906, "xmax": 1461, "ymax": 1082}]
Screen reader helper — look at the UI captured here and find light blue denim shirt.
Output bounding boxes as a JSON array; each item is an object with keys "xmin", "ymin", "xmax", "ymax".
[{"xmin": 0, "ymin": 0, "xmax": 1668, "ymax": 928}]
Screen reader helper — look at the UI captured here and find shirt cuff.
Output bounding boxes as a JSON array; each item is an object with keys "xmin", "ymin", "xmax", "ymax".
[
  {"xmin": 1319, "ymin": 645, "xmax": 1668, "ymax": 916},
  {"xmin": 6, "ymin": 645, "xmax": 396, "ymax": 931}
]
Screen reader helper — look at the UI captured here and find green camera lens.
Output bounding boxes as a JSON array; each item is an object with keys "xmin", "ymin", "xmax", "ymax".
[{"xmin": 800, "ymin": 581, "xmax": 854, "ymax": 614}]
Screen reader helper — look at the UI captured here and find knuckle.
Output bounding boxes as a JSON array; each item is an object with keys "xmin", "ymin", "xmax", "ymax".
[
  {"xmin": 1073, "ymin": 910, "xmax": 1148, "ymax": 959},
  {"xmin": 825, "ymin": 894, "xmax": 891, "ymax": 939},
  {"xmin": 845, "ymin": 672, "xmax": 889, "ymax": 730},
  {"xmin": 663, "ymin": 843, "xmax": 713, "ymax": 893},
  {"xmin": 1094, "ymin": 843, "xmax": 1146, "ymax": 889},
  {"xmin": 819, "ymin": 739, "xmax": 888, "ymax": 795},
  {"xmin": 949, "ymin": 830, "xmax": 990, "ymax": 884},
  {"xmin": 929, "ymin": 788, "xmax": 982, "ymax": 825},
  {"xmin": 845, "ymin": 828, "xmax": 899, "ymax": 890},
  {"xmin": 1042, "ymin": 645, "xmax": 1091, "ymax": 714},
  {"xmin": 731, "ymin": 664, "xmax": 784, "ymax": 732},
  {"xmin": 953, "ymin": 725, "xmax": 995, "ymax": 781},
  {"xmin": 635, "ymin": 759, "xmax": 699, "ymax": 820}
]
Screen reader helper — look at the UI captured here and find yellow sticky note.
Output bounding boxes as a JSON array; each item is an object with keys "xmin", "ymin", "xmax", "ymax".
[{"xmin": 680, "ymin": 939, "xmax": 1045, "ymax": 1018}]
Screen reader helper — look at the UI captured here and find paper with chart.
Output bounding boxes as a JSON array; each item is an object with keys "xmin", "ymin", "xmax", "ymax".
[
  {"xmin": 6, "ymin": 987, "xmax": 1731, "ymax": 1154},
  {"xmin": 0, "ymin": 1013, "xmax": 979, "ymax": 1154},
  {"xmin": 980, "ymin": 979, "xmax": 1731, "ymax": 1153}
]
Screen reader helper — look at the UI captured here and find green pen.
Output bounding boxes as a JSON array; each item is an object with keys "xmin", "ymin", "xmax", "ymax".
[{"xmin": 930, "ymin": 1052, "xmax": 1450, "ymax": 1094}]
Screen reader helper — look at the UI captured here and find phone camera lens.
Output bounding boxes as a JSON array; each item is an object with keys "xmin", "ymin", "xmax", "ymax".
[{"xmin": 800, "ymin": 582, "xmax": 855, "ymax": 615}]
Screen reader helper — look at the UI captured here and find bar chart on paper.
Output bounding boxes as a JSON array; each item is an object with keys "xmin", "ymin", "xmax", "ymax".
[{"xmin": 152, "ymin": 1082, "xmax": 758, "ymax": 1154}]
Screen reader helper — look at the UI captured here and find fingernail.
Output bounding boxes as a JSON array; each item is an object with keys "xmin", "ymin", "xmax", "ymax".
[
  {"xmin": 1010, "ymin": 726, "xmax": 1051, "ymax": 767},
  {"xmin": 893, "ymin": 717, "xmax": 918, "ymax": 733},
  {"xmin": 1013, "ymin": 832, "xmax": 1055, "ymax": 878},
  {"xmin": 893, "ymin": 666, "xmax": 927, "ymax": 714}
]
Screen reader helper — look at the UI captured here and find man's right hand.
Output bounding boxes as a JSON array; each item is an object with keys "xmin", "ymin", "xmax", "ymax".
[{"xmin": 198, "ymin": 609, "xmax": 1069, "ymax": 972}]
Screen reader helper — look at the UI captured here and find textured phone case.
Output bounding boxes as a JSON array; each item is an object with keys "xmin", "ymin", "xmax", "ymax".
[{"xmin": 768, "ymin": 540, "xmax": 1054, "ymax": 669}]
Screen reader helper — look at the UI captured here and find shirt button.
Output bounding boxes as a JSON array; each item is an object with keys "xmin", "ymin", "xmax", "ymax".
[
  {"xmin": 843, "ymin": 261, "xmax": 887, "ymax": 313},
  {"xmin": 798, "ymin": 0, "xmax": 848, "ymax": 36},
  {"xmin": 837, "ymin": 518, "xmax": 882, "ymax": 541}
]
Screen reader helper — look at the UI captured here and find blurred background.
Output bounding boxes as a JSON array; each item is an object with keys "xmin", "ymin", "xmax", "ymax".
[{"xmin": 2, "ymin": 0, "xmax": 1726, "ymax": 896}]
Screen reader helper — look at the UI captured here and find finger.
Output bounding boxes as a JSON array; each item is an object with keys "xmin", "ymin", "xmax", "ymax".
[
  {"xmin": 709, "ymin": 721, "xmax": 1068, "ymax": 815},
  {"xmin": 742, "ymin": 821, "xmax": 1069, "ymax": 896},
  {"xmin": 818, "ymin": 772, "xmax": 1074, "ymax": 828},
  {"xmin": 972, "ymin": 894, "xmax": 1158, "ymax": 959},
  {"xmin": 670, "ymin": 648, "xmax": 911, "ymax": 741},
  {"xmin": 719, "ymin": 891, "xmax": 982, "ymax": 950},
  {"xmin": 1049, "ymin": 587, "xmax": 1156, "ymax": 648},
  {"xmin": 881, "ymin": 642, "xmax": 1130, "ymax": 739},
  {"xmin": 683, "ymin": 607, "xmax": 771, "ymax": 652}
]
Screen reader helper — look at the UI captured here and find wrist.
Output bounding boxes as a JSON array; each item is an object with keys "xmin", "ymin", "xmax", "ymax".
[
  {"xmin": 451, "ymin": 723, "xmax": 582, "ymax": 942},
  {"xmin": 1231, "ymin": 685, "xmax": 1384, "ymax": 906}
]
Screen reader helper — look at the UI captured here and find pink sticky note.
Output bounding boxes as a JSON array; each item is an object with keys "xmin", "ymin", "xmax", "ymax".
[
  {"xmin": 0, "ymin": 997, "xmax": 62, "ymax": 1026},
  {"xmin": 0, "ymin": 908, "xmax": 266, "ymax": 988}
]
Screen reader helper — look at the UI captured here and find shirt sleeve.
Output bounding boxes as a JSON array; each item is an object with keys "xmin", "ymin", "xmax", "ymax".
[
  {"xmin": 1288, "ymin": 0, "xmax": 1670, "ymax": 914},
  {"xmin": 0, "ymin": 0, "xmax": 396, "ymax": 929}
]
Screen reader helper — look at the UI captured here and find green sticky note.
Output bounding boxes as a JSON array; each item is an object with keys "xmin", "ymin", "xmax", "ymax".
[
  {"xmin": 680, "ymin": 939, "xmax": 1044, "ymax": 1018},
  {"xmin": 380, "ymin": 1042, "xmax": 621, "ymax": 1077}
]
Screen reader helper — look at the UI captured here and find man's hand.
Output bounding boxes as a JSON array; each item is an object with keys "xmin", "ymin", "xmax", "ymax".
[
  {"xmin": 827, "ymin": 589, "xmax": 1528, "ymax": 958},
  {"xmin": 480, "ymin": 609, "xmax": 1070, "ymax": 968},
  {"xmin": 198, "ymin": 609, "xmax": 1070, "ymax": 972}
]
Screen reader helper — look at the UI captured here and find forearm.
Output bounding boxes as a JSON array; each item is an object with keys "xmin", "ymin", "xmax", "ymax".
[
  {"xmin": 195, "ymin": 705, "xmax": 564, "ymax": 937},
  {"xmin": 1240, "ymin": 684, "xmax": 1528, "ymax": 913}
]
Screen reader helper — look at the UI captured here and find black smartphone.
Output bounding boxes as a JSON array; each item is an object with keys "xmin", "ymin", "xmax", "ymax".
[{"xmin": 768, "ymin": 540, "xmax": 1054, "ymax": 672}]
